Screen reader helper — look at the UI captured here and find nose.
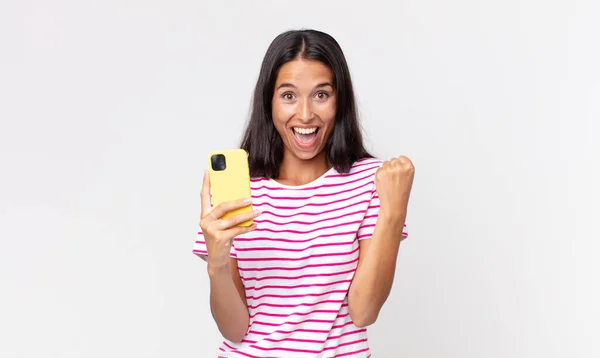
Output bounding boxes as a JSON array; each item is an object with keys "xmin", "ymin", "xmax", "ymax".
[{"xmin": 297, "ymin": 98, "xmax": 314, "ymax": 122}]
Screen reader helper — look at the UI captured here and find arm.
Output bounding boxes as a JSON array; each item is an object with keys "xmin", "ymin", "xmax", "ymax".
[
  {"xmin": 348, "ymin": 156, "xmax": 414, "ymax": 327},
  {"xmin": 197, "ymin": 170, "xmax": 261, "ymax": 343},
  {"xmin": 207, "ymin": 257, "xmax": 249, "ymax": 343},
  {"xmin": 348, "ymin": 211, "xmax": 406, "ymax": 327}
]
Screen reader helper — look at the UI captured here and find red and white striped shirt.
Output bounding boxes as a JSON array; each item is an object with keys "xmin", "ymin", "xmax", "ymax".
[{"xmin": 193, "ymin": 158, "xmax": 408, "ymax": 357}]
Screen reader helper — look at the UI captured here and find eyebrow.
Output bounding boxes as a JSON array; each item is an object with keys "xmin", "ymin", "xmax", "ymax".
[{"xmin": 276, "ymin": 82, "xmax": 334, "ymax": 90}]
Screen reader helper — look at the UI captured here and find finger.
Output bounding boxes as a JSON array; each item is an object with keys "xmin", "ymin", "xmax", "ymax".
[
  {"xmin": 398, "ymin": 156, "xmax": 414, "ymax": 169},
  {"xmin": 397, "ymin": 155, "xmax": 411, "ymax": 164},
  {"xmin": 225, "ymin": 224, "xmax": 258, "ymax": 238},
  {"xmin": 200, "ymin": 170, "xmax": 212, "ymax": 218},
  {"xmin": 393, "ymin": 156, "xmax": 404, "ymax": 165},
  {"xmin": 217, "ymin": 209, "xmax": 261, "ymax": 229},
  {"xmin": 210, "ymin": 197, "xmax": 253, "ymax": 220}
]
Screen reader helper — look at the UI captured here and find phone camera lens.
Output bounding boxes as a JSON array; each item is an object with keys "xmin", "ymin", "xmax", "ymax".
[{"xmin": 211, "ymin": 154, "xmax": 226, "ymax": 171}]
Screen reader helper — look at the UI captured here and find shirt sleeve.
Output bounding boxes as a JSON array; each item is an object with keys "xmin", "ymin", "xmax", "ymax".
[
  {"xmin": 357, "ymin": 186, "xmax": 409, "ymax": 241},
  {"xmin": 192, "ymin": 228, "xmax": 237, "ymax": 259}
]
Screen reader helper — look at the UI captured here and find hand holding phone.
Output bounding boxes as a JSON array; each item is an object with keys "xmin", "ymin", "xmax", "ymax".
[
  {"xmin": 208, "ymin": 149, "xmax": 254, "ymax": 226},
  {"xmin": 199, "ymin": 149, "xmax": 260, "ymax": 266}
]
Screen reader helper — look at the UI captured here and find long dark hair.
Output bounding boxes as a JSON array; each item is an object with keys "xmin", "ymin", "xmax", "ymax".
[{"xmin": 240, "ymin": 29, "xmax": 372, "ymax": 178}]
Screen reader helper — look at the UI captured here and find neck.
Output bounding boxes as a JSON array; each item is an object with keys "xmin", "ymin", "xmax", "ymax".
[{"xmin": 276, "ymin": 151, "xmax": 330, "ymax": 186}]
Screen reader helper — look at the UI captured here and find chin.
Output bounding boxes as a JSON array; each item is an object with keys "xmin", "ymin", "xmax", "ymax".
[
  {"xmin": 294, "ymin": 151, "xmax": 320, "ymax": 161},
  {"xmin": 290, "ymin": 145, "xmax": 326, "ymax": 162}
]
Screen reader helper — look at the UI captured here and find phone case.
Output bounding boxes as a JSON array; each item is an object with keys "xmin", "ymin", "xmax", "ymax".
[{"xmin": 208, "ymin": 149, "xmax": 253, "ymax": 227}]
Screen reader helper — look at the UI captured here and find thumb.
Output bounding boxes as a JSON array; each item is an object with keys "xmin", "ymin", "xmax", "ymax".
[{"xmin": 200, "ymin": 170, "xmax": 212, "ymax": 218}]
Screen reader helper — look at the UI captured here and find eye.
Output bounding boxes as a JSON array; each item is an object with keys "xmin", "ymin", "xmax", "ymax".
[
  {"xmin": 282, "ymin": 92, "xmax": 295, "ymax": 101},
  {"xmin": 315, "ymin": 91, "xmax": 329, "ymax": 100}
]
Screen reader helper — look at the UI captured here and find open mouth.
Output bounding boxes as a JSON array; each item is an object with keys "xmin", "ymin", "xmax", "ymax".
[{"xmin": 292, "ymin": 127, "xmax": 319, "ymax": 148}]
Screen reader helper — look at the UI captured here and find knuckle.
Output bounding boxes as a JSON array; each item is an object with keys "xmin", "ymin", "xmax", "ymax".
[
  {"xmin": 207, "ymin": 221, "xmax": 221, "ymax": 233},
  {"xmin": 234, "ymin": 215, "xmax": 247, "ymax": 225},
  {"xmin": 223, "ymin": 217, "xmax": 235, "ymax": 227},
  {"xmin": 199, "ymin": 219, "xmax": 210, "ymax": 231},
  {"xmin": 234, "ymin": 213, "xmax": 253, "ymax": 226},
  {"xmin": 214, "ymin": 231, "xmax": 226, "ymax": 242}
]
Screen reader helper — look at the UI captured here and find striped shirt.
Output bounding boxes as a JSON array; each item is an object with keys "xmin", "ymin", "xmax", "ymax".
[{"xmin": 193, "ymin": 158, "xmax": 408, "ymax": 357}]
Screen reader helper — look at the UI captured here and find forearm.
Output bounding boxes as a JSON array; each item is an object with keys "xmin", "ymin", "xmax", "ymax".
[
  {"xmin": 349, "ymin": 211, "xmax": 405, "ymax": 327},
  {"xmin": 208, "ymin": 264, "xmax": 250, "ymax": 343}
]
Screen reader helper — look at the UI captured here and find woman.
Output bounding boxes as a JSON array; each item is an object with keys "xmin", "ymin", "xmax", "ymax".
[{"xmin": 193, "ymin": 29, "xmax": 414, "ymax": 357}]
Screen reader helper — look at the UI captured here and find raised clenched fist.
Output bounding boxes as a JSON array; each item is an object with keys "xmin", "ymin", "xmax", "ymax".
[{"xmin": 374, "ymin": 156, "xmax": 415, "ymax": 220}]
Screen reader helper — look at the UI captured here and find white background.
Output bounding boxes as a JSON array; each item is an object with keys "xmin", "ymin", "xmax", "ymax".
[{"xmin": 1, "ymin": 0, "xmax": 599, "ymax": 357}]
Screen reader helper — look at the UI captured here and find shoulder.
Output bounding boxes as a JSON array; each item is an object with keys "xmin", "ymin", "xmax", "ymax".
[
  {"xmin": 324, "ymin": 157, "xmax": 382, "ymax": 189},
  {"xmin": 348, "ymin": 157, "xmax": 383, "ymax": 179},
  {"xmin": 352, "ymin": 157, "xmax": 384, "ymax": 168}
]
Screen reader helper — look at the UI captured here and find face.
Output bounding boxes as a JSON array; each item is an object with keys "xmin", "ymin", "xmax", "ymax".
[{"xmin": 272, "ymin": 59, "xmax": 336, "ymax": 162}]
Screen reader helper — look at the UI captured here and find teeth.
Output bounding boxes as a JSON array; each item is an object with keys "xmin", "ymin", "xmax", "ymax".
[{"xmin": 294, "ymin": 127, "xmax": 317, "ymax": 135}]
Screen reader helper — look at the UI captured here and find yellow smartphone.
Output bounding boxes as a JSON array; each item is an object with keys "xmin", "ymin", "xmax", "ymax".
[{"xmin": 208, "ymin": 149, "xmax": 253, "ymax": 227}]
